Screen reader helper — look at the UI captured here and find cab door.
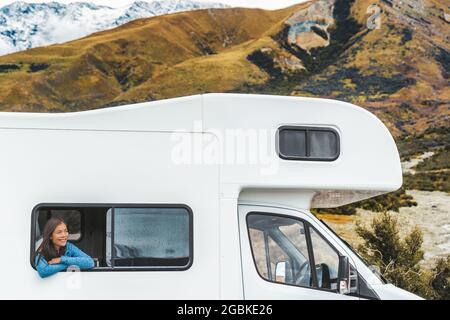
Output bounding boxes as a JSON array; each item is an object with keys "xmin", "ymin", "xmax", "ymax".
[{"xmin": 238, "ymin": 204, "xmax": 359, "ymax": 300}]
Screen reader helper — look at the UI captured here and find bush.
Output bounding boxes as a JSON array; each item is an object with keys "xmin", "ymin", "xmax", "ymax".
[
  {"xmin": 430, "ymin": 256, "xmax": 450, "ymax": 300},
  {"xmin": 404, "ymin": 172, "xmax": 450, "ymax": 192},
  {"xmin": 396, "ymin": 126, "xmax": 450, "ymax": 160},
  {"xmin": 28, "ymin": 63, "xmax": 50, "ymax": 73},
  {"xmin": 355, "ymin": 212, "xmax": 449, "ymax": 299}
]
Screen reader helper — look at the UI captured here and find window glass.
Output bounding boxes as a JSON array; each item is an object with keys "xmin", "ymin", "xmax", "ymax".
[
  {"xmin": 248, "ymin": 229, "xmax": 268, "ymax": 278},
  {"xmin": 310, "ymin": 227, "xmax": 339, "ymax": 290},
  {"xmin": 267, "ymin": 236, "xmax": 289, "ymax": 280},
  {"xmin": 247, "ymin": 214, "xmax": 313, "ymax": 288},
  {"xmin": 279, "ymin": 223, "xmax": 309, "ymax": 260},
  {"xmin": 309, "ymin": 130, "xmax": 338, "ymax": 158},
  {"xmin": 279, "ymin": 129, "xmax": 306, "ymax": 158},
  {"xmin": 113, "ymin": 207, "xmax": 190, "ymax": 267},
  {"xmin": 106, "ymin": 208, "xmax": 112, "ymax": 267}
]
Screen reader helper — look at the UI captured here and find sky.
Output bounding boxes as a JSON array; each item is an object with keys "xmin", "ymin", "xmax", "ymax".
[{"xmin": 0, "ymin": 0, "xmax": 308, "ymax": 10}]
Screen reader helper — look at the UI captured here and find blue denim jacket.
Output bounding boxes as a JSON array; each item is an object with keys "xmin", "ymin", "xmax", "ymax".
[{"xmin": 35, "ymin": 242, "xmax": 94, "ymax": 278}]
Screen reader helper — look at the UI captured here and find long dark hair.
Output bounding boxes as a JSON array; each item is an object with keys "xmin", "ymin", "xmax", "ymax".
[{"xmin": 34, "ymin": 217, "xmax": 68, "ymax": 265}]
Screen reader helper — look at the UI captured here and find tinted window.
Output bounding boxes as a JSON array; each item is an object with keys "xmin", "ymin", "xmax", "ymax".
[
  {"xmin": 278, "ymin": 127, "xmax": 339, "ymax": 161},
  {"xmin": 309, "ymin": 130, "xmax": 338, "ymax": 159},
  {"xmin": 112, "ymin": 207, "xmax": 191, "ymax": 267},
  {"xmin": 279, "ymin": 129, "xmax": 306, "ymax": 157}
]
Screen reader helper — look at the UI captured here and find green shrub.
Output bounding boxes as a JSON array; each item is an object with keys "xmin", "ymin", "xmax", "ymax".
[
  {"xmin": 355, "ymin": 212, "xmax": 449, "ymax": 299},
  {"xmin": 415, "ymin": 147, "xmax": 450, "ymax": 171},
  {"xmin": 404, "ymin": 172, "xmax": 450, "ymax": 192},
  {"xmin": 396, "ymin": 126, "xmax": 450, "ymax": 160},
  {"xmin": 430, "ymin": 256, "xmax": 450, "ymax": 300}
]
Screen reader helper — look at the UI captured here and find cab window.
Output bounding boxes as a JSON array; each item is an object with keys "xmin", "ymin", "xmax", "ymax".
[
  {"xmin": 247, "ymin": 214, "xmax": 313, "ymax": 288},
  {"xmin": 310, "ymin": 226, "xmax": 339, "ymax": 290},
  {"xmin": 247, "ymin": 213, "xmax": 340, "ymax": 292}
]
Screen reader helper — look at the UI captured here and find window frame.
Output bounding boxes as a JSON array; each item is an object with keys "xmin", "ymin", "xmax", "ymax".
[
  {"xmin": 245, "ymin": 212, "xmax": 342, "ymax": 294},
  {"xmin": 30, "ymin": 203, "xmax": 194, "ymax": 272},
  {"xmin": 277, "ymin": 126, "xmax": 340, "ymax": 161}
]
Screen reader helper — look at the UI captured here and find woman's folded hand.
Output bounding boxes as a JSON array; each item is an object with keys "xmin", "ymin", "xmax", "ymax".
[{"xmin": 48, "ymin": 258, "xmax": 61, "ymax": 265}]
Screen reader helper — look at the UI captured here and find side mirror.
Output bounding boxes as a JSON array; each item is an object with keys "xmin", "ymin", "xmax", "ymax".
[
  {"xmin": 338, "ymin": 256, "xmax": 351, "ymax": 294},
  {"xmin": 316, "ymin": 263, "xmax": 332, "ymax": 289}
]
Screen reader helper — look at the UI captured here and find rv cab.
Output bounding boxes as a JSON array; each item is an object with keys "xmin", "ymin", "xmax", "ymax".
[{"xmin": 0, "ymin": 94, "xmax": 421, "ymax": 299}]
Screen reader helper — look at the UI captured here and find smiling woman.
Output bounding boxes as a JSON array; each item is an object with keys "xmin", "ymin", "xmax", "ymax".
[{"xmin": 33, "ymin": 217, "xmax": 95, "ymax": 278}]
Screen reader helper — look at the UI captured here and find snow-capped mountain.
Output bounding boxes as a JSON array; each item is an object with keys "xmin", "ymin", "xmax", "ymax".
[{"xmin": 0, "ymin": 1, "xmax": 228, "ymax": 56}]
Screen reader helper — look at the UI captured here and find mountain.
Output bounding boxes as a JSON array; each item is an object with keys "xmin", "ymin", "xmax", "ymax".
[
  {"xmin": 0, "ymin": 0, "xmax": 448, "ymax": 138},
  {"xmin": 0, "ymin": 1, "xmax": 228, "ymax": 55}
]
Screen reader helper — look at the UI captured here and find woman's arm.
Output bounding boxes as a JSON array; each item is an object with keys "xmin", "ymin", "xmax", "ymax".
[
  {"xmin": 35, "ymin": 255, "xmax": 68, "ymax": 278},
  {"xmin": 61, "ymin": 242, "xmax": 95, "ymax": 270}
]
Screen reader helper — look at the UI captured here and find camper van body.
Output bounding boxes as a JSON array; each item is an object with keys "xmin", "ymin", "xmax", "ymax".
[{"xmin": 0, "ymin": 94, "xmax": 420, "ymax": 299}]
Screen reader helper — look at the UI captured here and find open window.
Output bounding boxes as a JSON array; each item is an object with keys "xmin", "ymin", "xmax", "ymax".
[
  {"xmin": 35, "ymin": 209, "xmax": 82, "ymax": 247},
  {"xmin": 31, "ymin": 204, "xmax": 193, "ymax": 271}
]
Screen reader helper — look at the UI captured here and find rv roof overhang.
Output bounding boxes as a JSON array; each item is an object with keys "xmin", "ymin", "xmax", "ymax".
[{"xmin": 0, "ymin": 94, "xmax": 402, "ymax": 209}]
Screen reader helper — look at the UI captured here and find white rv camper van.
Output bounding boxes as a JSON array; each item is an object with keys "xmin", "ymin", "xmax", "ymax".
[{"xmin": 0, "ymin": 93, "xmax": 420, "ymax": 300}]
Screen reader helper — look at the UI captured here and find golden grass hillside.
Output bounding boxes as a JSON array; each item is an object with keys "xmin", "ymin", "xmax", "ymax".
[
  {"xmin": 0, "ymin": 0, "xmax": 448, "ymax": 139},
  {"xmin": 0, "ymin": 4, "xmax": 307, "ymax": 112}
]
